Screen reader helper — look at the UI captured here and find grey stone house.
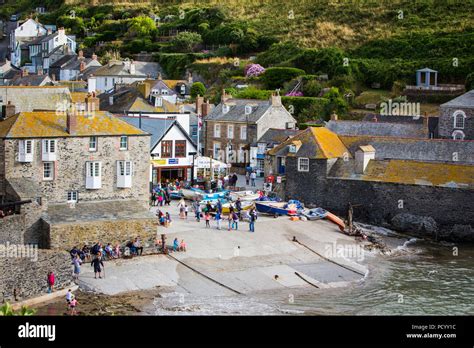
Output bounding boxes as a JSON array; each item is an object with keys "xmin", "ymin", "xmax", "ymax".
[
  {"xmin": 267, "ymin": 126, "xmax": 474, "ymax": 241},
  {"xmin": 438, "ymin": 89, "xmax": 474, "ymax": 140},
  {"xmin": 204, "ymin": 92, "xmax": 296, "ymax": 170},
  {"xmin": 0, "ymin": 102, "xmax": 155, "ymax": 249}
]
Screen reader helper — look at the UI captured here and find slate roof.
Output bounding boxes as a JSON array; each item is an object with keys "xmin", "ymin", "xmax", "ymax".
[
  {"xmin": 93, "ymin": 61, "xmax": 161, "ymax": 78},
  {"xmin": 268, "ymin": 127, "xmax": 350, "ymax": 159},
  {"xmin": 0, "ymin": 86, "xmax": 71, "ymax": 112},
  {"xmin": 326, "ymin": 120, "xmax": 426, "ymax": 138},
  {"xmin": 205, "ymin": 98, "xmax": 273, "ymax": 123},
  {"xmin": 440, "ymin": 89, "xmax": 474, "ymax": 109},
  {"xmin": 253, "ymin": 128, "xmax": 301, "ymax": 147},
  {"xmin": 0, "ymin": 111, "xmax": 148, "ymax": 138},
  {"xmin": 99, "ymin": 86, "xmax": 178, "ymax": 113},
  {"xmin": 329, "ymin": 158, "xmax": 474, "ymax": 189},
  {"xmin": 119, "ymin": 116, "xmax": 195, "ymax": 151},
  {"xmin": 361, "ymin": 114, "xmax": 424, "ymax": 124},
  {"xmin": 10, "ymin": 74, "xmax": 52, "ymax": 86}
]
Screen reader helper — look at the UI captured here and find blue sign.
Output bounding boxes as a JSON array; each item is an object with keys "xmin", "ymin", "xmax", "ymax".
[{"xmin": 168, "ymin": 158, "xmax": 179, "ymax": 164}]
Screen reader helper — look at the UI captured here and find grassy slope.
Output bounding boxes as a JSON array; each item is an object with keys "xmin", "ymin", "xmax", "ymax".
[{"xmin": 56, "ymin": 0, "xmax": 474, "ymax": 50}]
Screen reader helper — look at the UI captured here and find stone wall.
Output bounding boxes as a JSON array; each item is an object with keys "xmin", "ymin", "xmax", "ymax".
[
  {"xmin": 0, "ymin": 201, "xmax": 46, "ymax": 246},
  {"xmin": 46, "ymin": 218, "xmax": 157, "ymax": 249},
  {"xmin": 3, "ymin": 134, "xmax": 150, "ymax": 205},
  {"xmin": 438, "ymin": 106, "xmax": 473, "ymax": 140},
  {"xmin": 0, "ymin": 249, "xmax": 73, "ymax": 302},
  {"xmin": 284, "ymin": 157, "xmax": 474, "ymax": 240},
  {"xmin": 0, "ymin": 140, "xmax": 5, "ymax": 197},
  {"xmin": 0, "ymin": 214, "xmax": 25, "ymax": 244}
]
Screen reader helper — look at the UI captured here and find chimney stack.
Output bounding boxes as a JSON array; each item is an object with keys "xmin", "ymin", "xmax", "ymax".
[
  {"xmin": 202, "ymin": 99, "xmax": 211, "ymax": 117},
  {"xmin": 187, "ymin": 71, "xmax": 193, "ymax": 84},
  {"xmin": 270, "ymin": 92, "xmax": 282, "ymax": 106},
  {"xmin": 37, "ymin": 66, "xmax": 43, "ymax": 76},
  {"xmin": 21, "ymin": 68, "xmax": 29, "ymax": 77},
  {"xmin": 85, "ymin": 92, "xmax": 100, "ymax": 115},
  {"xmin": 355, "ymin": 145, "xmax": 375, "ymax": 174},
  {"xmin": 221, "ymin": 89, "xmax": 229, "ymax": 103},
  {"xmin": 1, "ymin": 101, "xmax": 16, "ymax": 120},
  {"xmin": 88, "ymin": 75, "xmax": 96, "ymax": 93},
  {"xmin": 129, "ymin": 60, "xmax": 136, "ymax": 74},
  {"xmin": 330, "ymin": 112, "xmax": 338, "ymax": 121},
  {"xmin": 66, "ymin": 109, "xmax": 77, "ymax": 135},
  {"xmin": 423, "ymin": 113, "xmax": 430, "ymax": 137},
  {"xmin": 196, "ymin": 95, "xmax": 204, "ymax": 115}
]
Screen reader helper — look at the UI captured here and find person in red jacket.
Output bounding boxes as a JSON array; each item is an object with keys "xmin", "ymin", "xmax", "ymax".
[{"xmin": 47, "ymin": 271, "xmax": 55, "ymax": 293}]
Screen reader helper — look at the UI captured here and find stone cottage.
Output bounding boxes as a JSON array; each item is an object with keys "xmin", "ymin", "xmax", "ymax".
[
  {"xmin": 0, "ymin": 103, "xmax": 155, "ymax": 249},
  {"xmin": 204, "ymin": 91, "xmax": 296, "ymax": 171},
  {"xmin": 267, "ymin": 127, "xmax": 474, "ymax": 241},
  {"xmin": 438, "ymin": 89, "xmax": 473, "ymax": 140}
]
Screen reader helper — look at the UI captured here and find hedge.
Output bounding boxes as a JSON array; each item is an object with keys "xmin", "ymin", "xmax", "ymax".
[{"xmin": 261, "ymin": 67, "xmax": 306, "ymax": 90}]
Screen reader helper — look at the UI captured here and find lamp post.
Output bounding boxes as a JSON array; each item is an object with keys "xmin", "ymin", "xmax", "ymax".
[{"xmin": 188, "ymin": 151, "xmax": 197, "ymax": 186}]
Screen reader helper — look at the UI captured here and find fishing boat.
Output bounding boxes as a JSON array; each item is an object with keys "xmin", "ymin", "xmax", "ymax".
[
  {"xmin": 229, "ymin": 191, "xmax": 260, "ymax": 201},
  {"xmin": 200, "ymin": 200, "xmax": 253, "ymax": 214},
  {"xmin": 202, "ymin": 190, "xmax": 229, "ymax": 200},
  {"xmin": 255, "ymin": 201, "xmax": 302, "ymax": 216},
  {"xmin": 325, "ymin": 212, "xmax": 346, "ymax": 232},
  {"xmin": 302, "ymin": 207, "xmax": 328, "ymax": 221},
  {"xmin": 180, "ymin": 188, "xmax": 203, "ymax": 200}
]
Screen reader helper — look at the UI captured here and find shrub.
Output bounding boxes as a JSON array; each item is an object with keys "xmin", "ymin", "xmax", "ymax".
[
  {"xmin": 302, "ymin": 79, "xmax": 323, "ymax": 97},
  {"xmin": 466, "ymin": 72, "xmax": 474, "ymax": 90},
  {"xmin": 288, "ymin": 47, "xmax": 351, "ymax": 78},
  {"xmin": 171, "ymin": 31, "xmax": 203, "ymax": 52},
  {"xmin": 127, "ymin": 16, "xmax": 157, "ymax": 37},
  {"xmin": 261, "ymin": 67, "xmax": 306, "ymax": 89},
  {"xmin": 234, "ymin": 87, "xmax": 272, "ymax": 100},
  {"xmin": 281, "ymin": 96, "xmax": 329, "ymax": 123},
  {"xmin": 244, "ymin": 64, "xmax": 265, "ymax": 78},
  {"xmin": 190, "ymin": 82, "xmax": 207, "ymax": 98},
  {"xmin": 256, "ymin": 42, "xmax": 304, "ymax": 67}
]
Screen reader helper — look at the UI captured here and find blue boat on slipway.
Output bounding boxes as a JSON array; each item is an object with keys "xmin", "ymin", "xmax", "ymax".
[{"xmin": 255, "ymin": 200, "xmax": 303, "ymax": 216}]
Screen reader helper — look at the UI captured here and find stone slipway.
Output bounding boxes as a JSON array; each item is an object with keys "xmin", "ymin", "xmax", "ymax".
[{"xmin": 78, "ymin": 206, "xmax": 369, "ymax": 296}]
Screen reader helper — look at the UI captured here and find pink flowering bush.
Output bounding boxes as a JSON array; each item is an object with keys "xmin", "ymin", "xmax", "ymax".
[
  {"xmin": 285, "ymin": 91, "xmax": 304, "ymax": 97},
  {"xmin": 244, "ymin": 64, "xmax": 265, "ymax": 78}
]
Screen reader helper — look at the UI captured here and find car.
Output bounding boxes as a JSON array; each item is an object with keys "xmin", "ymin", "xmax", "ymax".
[{"xmin": 10, "ymin": 14, "xmax": 18, "ymax": 22}]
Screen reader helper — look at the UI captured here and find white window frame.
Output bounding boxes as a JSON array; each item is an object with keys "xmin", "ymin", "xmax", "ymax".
[
  {"xmin": 67, "ymin": 191, "xmax": 78, "ymax": 203},
  {"xmin": 240, "ymin": 125, "xmax": 247, "ymax": 140},
  {"xmin": 42, "ymin": 139, "xmax": 57, "ymax": 161},
  {"xmin": 18, "ymin": 139, "xmax": 34, "ymax": 162},
  {"xmin": 214, "ymin": 124, "xmax": 221, "ymax": 138},
  {"xmin": 89, "ymin": 136, "xmax": 97, "ymax": 151},
  {"xmin": 452, "ymin": 130, "xmax": 465, "ymax": 140},
  {"xmin": 227, "ymin": 124, "xmax": 234, "ymax": 139},
  {"xmin": 453, "ymin": 110, "xmax": 466, "ymax": 129},
  {"xmin": 223, "ymin": 104, "xmax": 229, "ymax": 114},
  {"xmin": 120, "ymin": 136, "xmax": 128, "ymax": 150},
  {"xmin": 213, "ymin": 142, "xmax": 221, "ymax": 160},
  {"xmin": 245, "ymin": 105, "xmax": 252, "ymax": 115},
  {"xmin": 43, "ymin": 162, "xmax": 54, "ymax": 181},
  {"xmin": 86, "ymin": 161, "xmax": 101, "ymax": 189},
  {"xmin": 117, "ymin": 160, "xmax": 133, "ymax": 188},
  {"xmin": 156, "ymin": 97, "xmax": 163, "ymax": 107},
  {"xmin": 298, "ymin": 157, "xmax": 310, "ymax": 172}
]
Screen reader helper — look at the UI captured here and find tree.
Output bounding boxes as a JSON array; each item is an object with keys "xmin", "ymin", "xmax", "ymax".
[
  {"xmin": 127, "ymin": 16, "xmax": 157, "ymax": 38},
  {"xmin": 171, "ymin": 32, "xmax": 202, "ymax": 52},
  {"xmin": 322, "ymin": 87, "xmax": 348, "ymax": 116},
  {"xmin": 190, "ymin": 82, "xmax": 207, "ymax": 98},
  {"xmin": 261, "ymin": 67, "xmax": 306, "ymax": 89}
]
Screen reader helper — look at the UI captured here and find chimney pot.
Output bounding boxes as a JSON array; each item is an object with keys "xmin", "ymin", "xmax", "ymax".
[{"xmin": 1, "ymin": 101, "xmax": 16, "ymax": 120}]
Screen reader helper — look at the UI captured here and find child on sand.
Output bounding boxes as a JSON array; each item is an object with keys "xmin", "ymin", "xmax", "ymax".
[{"xmin": 205, "ymin": 212, "xmax": 211, "ymax": 228}]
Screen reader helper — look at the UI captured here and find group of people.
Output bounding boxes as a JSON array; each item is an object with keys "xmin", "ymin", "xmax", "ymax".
[
  {"xmin": 151, "ymin": 189, "xmax": 171, "ymax": 207},
  {"xmin": 156, "ymin": 210, "xmax": 172, "ymax": 227}
]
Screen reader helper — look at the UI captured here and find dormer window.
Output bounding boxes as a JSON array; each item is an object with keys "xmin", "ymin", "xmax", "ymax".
[
  {"xmin": 223, "ymin": 104, "xmax": 230, "ymax": 114},
  {"xmin": 289, "ymin": 144, "xmax": 297, "ymax": 153},
  {"xmin": 245, "ymin": 105, "xmax": 252, "ymax": 115}
]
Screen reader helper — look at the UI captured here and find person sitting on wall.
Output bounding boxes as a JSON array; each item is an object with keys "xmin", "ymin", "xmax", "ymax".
[
  {"xmin": 134, "ymin": 237, "xmax": 143, "ymax": 256},
  {"xmin": 126, "ymin": 240, "xmax": 137, "ymax": 255},
  {"xmin": 91, "ymin": 242, "xmax": 100, "ymax": 256},
  {"xmin": 70, "ymin": 246, "xmax": 80, "ymax": 260},
  {"xmin": 82, "ymin": 245, "xmax": 91, "ymax": 262}
]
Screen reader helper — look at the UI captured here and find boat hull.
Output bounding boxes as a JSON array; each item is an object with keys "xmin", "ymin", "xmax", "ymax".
[{"xmin": 255, "ymin": 201, "xmax": 296, "ymax": 216}]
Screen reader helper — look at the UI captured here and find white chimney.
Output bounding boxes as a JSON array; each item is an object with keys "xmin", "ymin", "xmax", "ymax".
[
  {"xmin": 129, "ymin": 61, "xmax": 136, "ymax": 75},
  {"xmin": 355, "ymin": 145, "xmax": 375, "ymax": 174},
  {"xmin": 109, "ymin": 96, "xmax": 114, "ymax": 105},
  {"xmin": 88, "ymin": 76, "xmax": 96, "ymax": 93}
]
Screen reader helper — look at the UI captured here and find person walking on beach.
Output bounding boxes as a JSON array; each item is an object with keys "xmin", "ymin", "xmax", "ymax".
[
  {"xmin": 184, "ymin": 204, "xmax": 189, "ymax": 219},
  {"xmin": 66, "ymin": 289, "xmax": 73, "ymax": 309},
  {"xmin": 250, "ymin": 171, "xmax": 257, "ymax": 187},
  {"xmin": 227, "ymin": 213, "xmax": 233, "ymax": 231},
  {"xmin": 235, "ymin": 198, "xmax": 242, "ymax": 220},
  {"xmin": 47, "ymin": 271, "xmax": 55, "ymax": 293},
  {"xmin": 215, "ymin": 211, "xmax": 222, "ymax": 230},
  {"xmin": 173, "ymin": 238, "xmax": 179, "ymax": 252},
  {"xmin": 248, "ymin": 208, "xmax": 257, "ymax": 232},
  {"xmin": 69, "ymin": 297, "xmax": 78, "ymax": 316},
  {"xmin": 205, "ymin": 211, "xmax": 211, "ymax": 228},
  {"xmin": 232, "ymin": 211, "xmax": 239, "ymax": 230},
  {"xmin": 179, "ymin": 239, "xmax": 187, "ymax": 252},
  {"xmin": 216, "ymin": 199, "xmax": 223, "ymax": 214},
  {"xmin": 91, "ymin": 254, "xmax": 104, "ymax": 279},
  {"xmin": 245, "ymin": 171, "xmax": 250, "ymax": 186},
  {"xmin": 72, "ymin": 254, "xmax": 82, "ymax": 280}
]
